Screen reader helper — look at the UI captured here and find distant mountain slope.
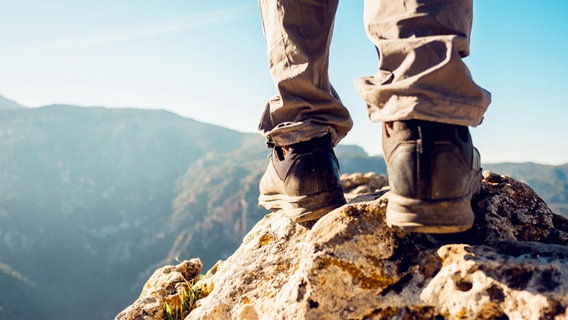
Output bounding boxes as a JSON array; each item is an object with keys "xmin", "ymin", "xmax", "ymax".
[
  {"xmin": 0, "ymin": 105, "xmax": 264, "ymax": 319},
  {"xmin": 0, "ymin": 94, "xmax": 24, "ymax": 109}
]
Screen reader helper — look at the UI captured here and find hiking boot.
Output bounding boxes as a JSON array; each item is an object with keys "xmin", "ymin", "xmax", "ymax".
[
  {"xmin": 258, "ymin": 134, "xmax": 346, "ymax": 223},
  {"xmin": 383, "ymin": 120, "xmax": 482, "ymax": 233}
]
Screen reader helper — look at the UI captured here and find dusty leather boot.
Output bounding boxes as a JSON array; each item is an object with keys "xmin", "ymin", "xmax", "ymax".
[
  {"xmin": 383, "ymin": 120, "xmax": 482, "ymax": 233},
  {"xmin": 258, "ymin": 134, "xmax": 346, "ymax": 223}
]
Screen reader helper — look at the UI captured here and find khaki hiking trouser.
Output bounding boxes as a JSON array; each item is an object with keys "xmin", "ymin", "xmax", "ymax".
[{"xmin": 258, "ymin": 0, "xmax": 491, "ymax": 147}]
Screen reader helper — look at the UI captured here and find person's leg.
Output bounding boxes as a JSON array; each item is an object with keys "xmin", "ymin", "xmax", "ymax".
[
  {"xmin": 358, "ymin": 0, "xmax": 490, "ymax": 233},
  {"xmin": 257, "ymin": 0, "xmax": 351, "ymax": 222},
  {"xmin": 258, "ymin": 0, "xmax": 352, "ymax": 147},
  {"xmin": 357, "ymin": 0, "xmax": 490, "ymax": 125}
]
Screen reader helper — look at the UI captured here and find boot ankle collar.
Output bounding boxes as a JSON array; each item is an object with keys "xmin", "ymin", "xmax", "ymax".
[{"xmin": 266, "ymin": 133, "xmax": 333, "ymax": 153}]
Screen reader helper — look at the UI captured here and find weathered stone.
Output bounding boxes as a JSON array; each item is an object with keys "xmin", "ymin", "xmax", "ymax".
[
  {"xmin": 115, "ymin": 258, "xmax": 202, "ymax": 320},
  {"xmin": 341, "ymin": 172, "xmax": 388, "ymax": 201},
  {"xmin": 185, "ymin": 172, "xmax": 568, "ymax": 319},
  {"xmin": 472, "ymin": 171, "xmax": 568, "ymax": 244}
]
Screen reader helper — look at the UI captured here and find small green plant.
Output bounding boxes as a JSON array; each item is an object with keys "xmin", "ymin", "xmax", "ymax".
[
  {"xmin": 164, "ymin": 303, "xmax": 175, "ymax": 320},
  {"xmin": 164, "ymin": 279, "xmax": 201, "ymax": 320}
]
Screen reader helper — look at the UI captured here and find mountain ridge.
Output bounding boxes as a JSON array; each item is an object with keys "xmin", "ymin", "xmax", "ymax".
[
  {"xmin": 0, "ymin": 104, "xmax": 264, "ymax": 318},
  {"xmin": 0, "ymin": 95, "xmax": 24, "ymax": 109}
]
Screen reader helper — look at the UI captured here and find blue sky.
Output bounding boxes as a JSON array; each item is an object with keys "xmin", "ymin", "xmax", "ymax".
[{"xmin": 0, "ymin": 1, "xmax": 567, "ymax": 164}]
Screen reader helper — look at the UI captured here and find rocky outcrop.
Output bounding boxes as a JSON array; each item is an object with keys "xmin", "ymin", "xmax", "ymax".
[
  {"xmin": 340, "ymin": 172, "xmax": 388, "ymax": 201},
  {"xmin": 116, "ymin": 171, "xmax": 568, "ymax": 319},
  {"xmin": 115, "ymin": 259, "xmax": 202, "ymax": 320}
]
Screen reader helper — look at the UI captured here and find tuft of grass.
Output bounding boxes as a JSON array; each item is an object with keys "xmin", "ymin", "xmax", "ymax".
[
  {"xmin": 165, "ymin": 303, "xmax": 174, "ymax": 320},
  {"xmin": 164, "ymin": 279, "xmax": 201, "ymax": 320}
]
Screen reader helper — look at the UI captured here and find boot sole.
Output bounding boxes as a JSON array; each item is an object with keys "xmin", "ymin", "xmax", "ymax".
[
  {"xmin": 386, "ymin": 170, "xmax": 481, "ymax": 234},
  {"xmin": 259, "ymin": 188, "xmax": 346, "ymax": 223}
]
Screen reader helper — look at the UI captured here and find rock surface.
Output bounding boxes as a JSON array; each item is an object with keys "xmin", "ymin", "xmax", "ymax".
[
  {"xmin": 340, "ymin": 172, "xmax": 388, "ymax": 201},
  {"xmin": 115, "ymin": 259, "xmax": 202, "ymax": 320},
  {"xmin": 117, "ymin": 171, "xmax": 568, "ymax": 320}
]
